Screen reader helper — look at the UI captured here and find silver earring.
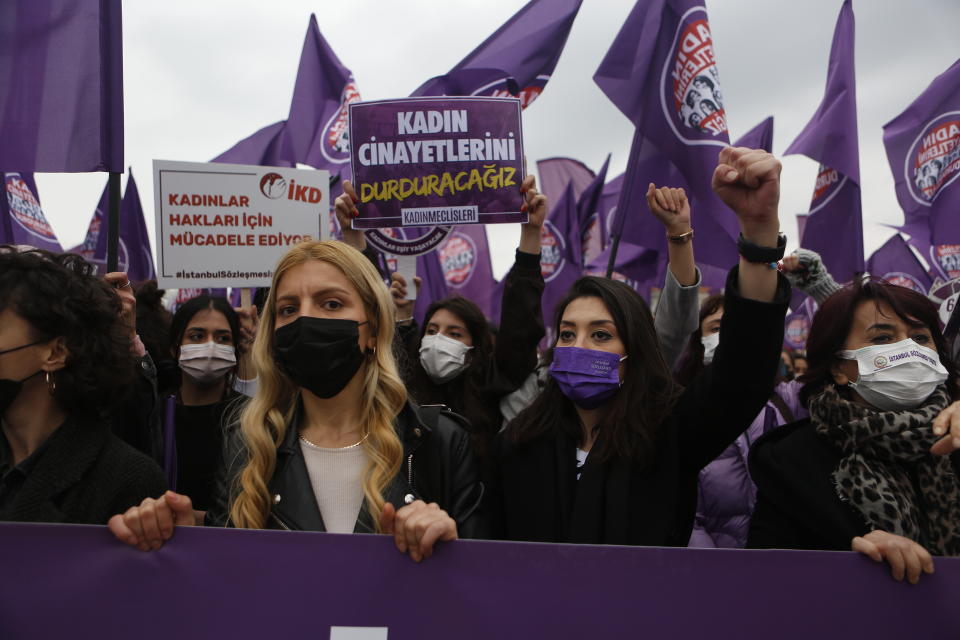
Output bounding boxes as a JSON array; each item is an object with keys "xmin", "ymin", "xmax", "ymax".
[{"xmin": 45, "ymin": 371, "xmax": 56, "ymax": 394}]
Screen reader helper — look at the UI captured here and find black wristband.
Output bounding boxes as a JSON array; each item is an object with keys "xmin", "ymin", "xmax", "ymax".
[{"xmin": 737, "ymin": 232, "xmax": 786, "ymax": 263}]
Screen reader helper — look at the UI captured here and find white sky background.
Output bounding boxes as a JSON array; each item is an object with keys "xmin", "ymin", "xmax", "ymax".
[{"xmin": 34, "ymin": 0, "xmax": 960, "ymax": 280}]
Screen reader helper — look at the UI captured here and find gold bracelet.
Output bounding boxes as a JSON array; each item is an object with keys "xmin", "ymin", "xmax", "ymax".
[{"xmin": 667, "ymin": 229, "xmax": 694, "ymax": 244}]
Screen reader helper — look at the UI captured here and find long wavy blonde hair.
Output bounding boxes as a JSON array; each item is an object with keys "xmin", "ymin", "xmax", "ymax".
[{"xmin": 229, "ymin": 240, "xmax": 407, "ymax": 530}]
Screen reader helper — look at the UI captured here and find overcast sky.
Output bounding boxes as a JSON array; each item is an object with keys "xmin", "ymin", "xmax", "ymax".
[{"xmin": 34, "ymin": 0, "xmax": 960, "ymax": 279}]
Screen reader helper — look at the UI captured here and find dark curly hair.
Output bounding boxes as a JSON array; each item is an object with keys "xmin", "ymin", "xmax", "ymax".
[{"xmin": 0, "ymin": 247, "xmax": 135, "ymax": 420}]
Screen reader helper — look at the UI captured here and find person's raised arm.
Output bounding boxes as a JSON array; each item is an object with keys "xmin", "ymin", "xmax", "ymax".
[
  {"xmin": 711, "ymin": 147, "xmax": 781, "ymax": 303},
  {"xmin": 647, "ymin": 184, "xmax": 701, "ymax": 370}
]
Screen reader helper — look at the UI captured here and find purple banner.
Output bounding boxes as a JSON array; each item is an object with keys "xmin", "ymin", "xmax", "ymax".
[
  {"xmin": 576, "ymin": 155, "xmax": 611, "ymax": 267},
  {"xmin": 0, "ymin": 0, "xmax": 123, "ymax": 172},
  {"xmin": 92, "ymin": 170, "xmax": 155, "ymax": 282},
  {"xmin": 0, "ymin": 172, "xmax": 62, "ymax": 252},
  {"xmin": 212, "ymin": 120, "xmax": 296, "ymax": 168},
  {"xmin": 349, "ymin": 97, "xmax": 525, "ymax": 230},
  {"xmin": 540, "ymin": 183, "xmax": 582, "ymax": 343},
  {"xmin": 2, "ymin": 522, "xmax": 959, "ymax": 639}
]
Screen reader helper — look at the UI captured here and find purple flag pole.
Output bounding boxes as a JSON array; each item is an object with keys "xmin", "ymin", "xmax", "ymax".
[
  {"xmin": 106, "ymin": 172, "xmax": 121, "ymax": 272},
  {"xmin": 784, "ymin": 0, "xmax": 863, "ymax": 283}
]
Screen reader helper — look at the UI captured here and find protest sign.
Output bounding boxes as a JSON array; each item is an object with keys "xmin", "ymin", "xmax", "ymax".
[
  {"xmin": 153, "ymin": 160, "xmax": 329, "ymax": 288},
  {"xmin": 1, "ymin": 522, "xmax": 958, "ymax": 639},
  {"xmin": 349, "ymin": 96, "xmax": 525, "ymax": 230}
]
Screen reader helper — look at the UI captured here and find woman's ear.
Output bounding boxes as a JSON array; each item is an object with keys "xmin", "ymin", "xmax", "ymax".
[{"xmin": 41, "ymin": 336, "xmax": 69, "ymax": 372}]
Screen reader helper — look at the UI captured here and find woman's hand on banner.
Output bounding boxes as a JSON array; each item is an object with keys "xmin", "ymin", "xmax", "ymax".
[
  {"xmin": 852, "ymin": 530, "xmax": 935, "ymax": 584},
  {"xmin": 379, "ymin": 499, "xmax": 458, "ymax": 563},
  {"xmin": 519, "ymin": 175, "xmax": 547, "ymax": 255},
  {"xmin": 390, "ymin": 273, "xmax": 421, "ymax": 322},
  {"xmin": 646, "ymin": 184, "xmax": 691, "ymax": 236},
  {"xmin": 334, "ymin": 181, "xmax": 367, "ymax": 251},
  {"xmin": 108, "ymin": 491, "xmax": 200, "ymax": 551}
]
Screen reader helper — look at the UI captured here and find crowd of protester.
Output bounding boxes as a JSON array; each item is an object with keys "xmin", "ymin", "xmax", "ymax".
[{"xmin": 3, "ymin": 147, "xmax": 959, "ymax": 585}]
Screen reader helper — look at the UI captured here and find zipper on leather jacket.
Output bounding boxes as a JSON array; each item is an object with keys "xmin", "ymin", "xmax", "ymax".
[
  {"xmin": 271, "ymin": 510, "xmax": 292, "ymax": 531},
  {"xmin": 407, "ymin": 453, "xmax": 414, "ymax": 486}
]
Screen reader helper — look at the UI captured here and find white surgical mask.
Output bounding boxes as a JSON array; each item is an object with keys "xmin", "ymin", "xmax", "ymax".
[
  {"xmin": 838, "ymin": 339, "xmax": 948, "ymax": 411},
  {"xmin": 419, "ymin": 333, "xmax": 473, "ymax": 384},
  {"xmin": 179, "ymin": 341, "xmax": 237, "ymax": 384},
  {"xmin": 701, "ymin": 332, "xmax": 720, "ymax": 365}
]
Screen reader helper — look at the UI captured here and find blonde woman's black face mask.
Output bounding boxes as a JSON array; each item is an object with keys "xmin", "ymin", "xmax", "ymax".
[{"xmin": 272, "ymin": 317, "xmax": 368, "ymax": 398}]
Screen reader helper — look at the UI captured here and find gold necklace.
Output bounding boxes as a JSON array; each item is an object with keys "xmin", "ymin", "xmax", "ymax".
[{"xmin": 298, "ymin": 432, "xmax": 369, "ymax": 450}]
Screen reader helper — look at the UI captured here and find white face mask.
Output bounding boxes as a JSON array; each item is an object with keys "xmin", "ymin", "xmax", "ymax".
[
  {"xmin": 179, "ymin": 341, "xmax": 237, "ymax": 384},
  {"xmin": 701, "ymin": 332, "xmax": 720, "ymax": 365},
  {"xmin": 838, "ymin": 339, "xmax": 948, "ymax": 411},
  {"xmin": 419, "ymin": 333, "xmax": 473, "ymax": 384}
]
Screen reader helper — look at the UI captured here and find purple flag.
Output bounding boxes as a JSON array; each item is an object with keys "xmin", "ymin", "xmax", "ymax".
[
  {"xmin": 91, "ymin": 171, "xmax": 155, "ymax": 281},
  {"xmin": 437, "ymin": 225, "xmax": 496, "ymax": 321},
  {"xmin": 584, "ymin": 240, "xmax": 660, "ymax": 302},
  {"xmin": 540, "ymin": 183, "xmax": 583, "ymax": 343},
  {"xmin": 785, "ymin": 0, "xmax": 863, "ymax": 283},
  {"xmin": 866, "ymin": 233, "xmax": 932, "ymax": 294},
  {"xmin": 536, "ymin": 157, "xmax": 596, "ymax": 211},
  {"xmin": 783, "ymin": 311, "xmax": 812, "ymax": 351},
  {"xmin": 734, "ymin": 116, "xmax": 774, "ymax": 152},
  {"xmin": 594, "ymin": 0, "xmax": 738, "ymax": 269},
  {"xmin": 0, "ymin": 172, "xmax": 62, "ymax": 252},
  {"xmin": 286, "ymin": 15, "xmax": 360, "ymax": 175},
  {"xmin": 576, "ymin": 155, "xmax": 611, "ymax": 267},
  {"xmin": 600, "ymin": 173, "xmax": 625, "ymax": 244},
  {"xmin": 211, "ymin": 121, "xmax": 295, "ymax": 168},
  {"xmin": 0, "ymin": 0, "xmax": 123, "ymax": 172},
  {"xmin": 411, "ymin": 0, "xmax": 582, "ymax": 110},
  {"xmin": 71, "ymin": 183, "xmax": 107, "ymax": 261},
  {"xmin": 413, "ymin": 248, "xmax": 450, "ymax": 326},
  {"xmin": 883, "ymin": 60, "xmax": 960, "ymax": 259}
]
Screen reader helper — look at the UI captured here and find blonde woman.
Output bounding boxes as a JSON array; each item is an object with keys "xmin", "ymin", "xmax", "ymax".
[{"xmin": 110, "ymin": 241, "xmax": 483, "ymax": 562}]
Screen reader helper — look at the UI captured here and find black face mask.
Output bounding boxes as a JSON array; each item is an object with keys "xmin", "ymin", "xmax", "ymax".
[
  {"xmin": 273, "ymin": 317, "xmax": 369, "ymax": 399},
  {"xmin": 0, "ymin": 340, "xmax": 44, "ymax": 416}
]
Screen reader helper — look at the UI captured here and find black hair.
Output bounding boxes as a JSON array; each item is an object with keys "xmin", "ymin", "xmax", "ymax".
[
  {"xmin": 135, "ymin": 280, "xmax": 172, "ymax": 366},
  {"xmin": 674, "ymin": 294, "xmax": 724, "ymax": 387},
  {"xmin": 801, "ymin": 277, "xmax": 958, "ymax": 406},
  {"xmin": 0, "ymin": 247, "xmax": 135, "ymax": 420},
  {"xmin": 507, "ymin": 276, "xmax": 681, "ymax": 465},
  {"xmin": 168, "ymin": 295, "xmax": 241, "ymax": 392},
  {"xmin": 408, "ymin": 295, "xmax": 497, "ymax": 455}
]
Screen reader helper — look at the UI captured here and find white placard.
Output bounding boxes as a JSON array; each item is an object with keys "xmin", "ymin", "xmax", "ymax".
[
  {"xmin": 153, "ymin": 160, "xmax": 330, "ymax": 288},
  {"xmin": 392, "ymin": 254, "xmax": 418, "ymax": 300}
]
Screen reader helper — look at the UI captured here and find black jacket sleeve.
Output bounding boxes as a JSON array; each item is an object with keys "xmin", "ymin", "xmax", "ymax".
[
  {"xmin": 674, "ymin": 266, "xmax": 791, "ymax": 473},
  {"xmin": 487, "ymin": 249, "xmax": 545, "ymax": 394},
  {"xmin": 434, "ymin": 413, "xmax": 489, "ymax": 540}
]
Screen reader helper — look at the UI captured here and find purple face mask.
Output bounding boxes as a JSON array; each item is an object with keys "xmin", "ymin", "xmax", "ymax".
[{"xmin": 549, "ymin": 347, "xmax": 625, "ymax": 409}]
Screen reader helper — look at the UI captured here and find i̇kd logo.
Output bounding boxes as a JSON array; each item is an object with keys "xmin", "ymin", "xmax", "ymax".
[{"xmin": 260, "ymin": 173, "xmax": 287, "ymax": 199}]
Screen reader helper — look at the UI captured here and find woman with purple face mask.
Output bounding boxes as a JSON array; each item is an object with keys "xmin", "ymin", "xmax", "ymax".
[
  {"xmin": 163, "ymin": 295, "xmax": 243, "ymax": 510},
  {"xmin": 483, "ymin": 147, "xmax": 791, "ymax": 547}
]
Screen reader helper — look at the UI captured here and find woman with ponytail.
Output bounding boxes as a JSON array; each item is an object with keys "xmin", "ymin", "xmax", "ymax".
[{"xmin": 110, "ymin": 240, "xmax": 483, "ymax": 561}]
